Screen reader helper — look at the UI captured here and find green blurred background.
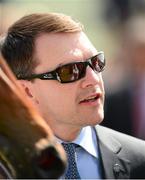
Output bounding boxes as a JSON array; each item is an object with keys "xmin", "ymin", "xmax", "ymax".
[{"xmin": 0, "ymin": 0, "xmax": 116, "ymax": 59}]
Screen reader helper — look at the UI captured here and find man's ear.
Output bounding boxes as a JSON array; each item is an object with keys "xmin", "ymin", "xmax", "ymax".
[
  {"xmin": 17, "ymin": 80, "xmax": 39, "ymax": 105},
  {"xmin": 19, "ymin": 80, "xmax": 39, "ymax": 105},
  {"xmin": 18, "ymin": 80, "xmax": 33, "ymax": 98}
]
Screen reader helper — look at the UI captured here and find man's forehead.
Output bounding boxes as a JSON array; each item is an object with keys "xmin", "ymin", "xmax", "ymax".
[
  {"xmin": 34, "ymin": 32, "xmax": 97, "ymax": 72},
  {"xmin": 35, "ymin": 32, "xmax": 97, "ymax": 55},
  {"xmin": 35, "ymin": 32, "xmax": 91, "ymax": 45}
]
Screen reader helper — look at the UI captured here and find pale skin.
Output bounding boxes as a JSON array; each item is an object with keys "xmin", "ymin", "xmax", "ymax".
[{"xmin": 21, "ymin": 32, "xmax": 105, "ymax": 141}]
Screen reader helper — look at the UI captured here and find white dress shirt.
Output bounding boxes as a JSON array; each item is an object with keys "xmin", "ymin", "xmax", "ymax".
[{"xmin": 57, "ymin": 126, "xmax": 102, "ymax": 179}]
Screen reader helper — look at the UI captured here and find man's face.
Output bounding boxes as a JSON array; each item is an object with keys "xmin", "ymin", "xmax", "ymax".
[{"xmin": 27, "ymin": 32, "xmax": 105, "ymax": 135}]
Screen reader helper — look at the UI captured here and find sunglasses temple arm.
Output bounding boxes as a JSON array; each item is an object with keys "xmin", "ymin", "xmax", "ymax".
[{"xmin": 37, "ymin": 72, "xmax": 57, "ymax": 80}]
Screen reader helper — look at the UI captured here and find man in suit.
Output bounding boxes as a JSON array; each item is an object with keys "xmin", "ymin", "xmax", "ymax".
[{"xmin": 1, "ymin": 13, "xmax": 145, "ymax": 179}]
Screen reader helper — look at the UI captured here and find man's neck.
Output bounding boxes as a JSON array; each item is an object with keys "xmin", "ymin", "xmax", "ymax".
[{"xmin": 54, "ymin": 127, "xmax": 82, "ymax": 142}]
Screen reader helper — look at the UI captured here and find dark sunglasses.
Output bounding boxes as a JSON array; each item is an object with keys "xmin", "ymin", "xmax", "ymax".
[{"xmin": 19, "ymin": 51, "xmax": 105, "ymax": 83}]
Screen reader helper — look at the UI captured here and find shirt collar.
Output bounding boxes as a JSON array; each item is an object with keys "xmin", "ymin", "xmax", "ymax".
[{"xmin": 56, "ymin": 126, "xmax": 99, "ymax": 158}]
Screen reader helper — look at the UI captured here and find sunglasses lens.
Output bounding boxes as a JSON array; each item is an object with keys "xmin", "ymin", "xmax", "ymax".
[
  {"xmin": 57, "ymin": 63, "xmax": 86, "ymax": 83},
  {"xmin": 91, "ymin": 53, "xmax": 105, "ymax": 72},
  {"xmin": 57, "ymin": 53, "xmax": 105, "ymax": 83}
]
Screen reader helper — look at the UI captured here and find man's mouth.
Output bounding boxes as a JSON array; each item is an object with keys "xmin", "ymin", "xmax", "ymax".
[{"xmin": 79, "ymin": 94, "xmax": 101, "ymax": 104}]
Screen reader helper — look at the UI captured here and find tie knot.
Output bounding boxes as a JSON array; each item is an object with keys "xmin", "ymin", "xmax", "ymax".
[{"xmin": 62, "ymin": 143, "xmax": 76, "ymax": 155}]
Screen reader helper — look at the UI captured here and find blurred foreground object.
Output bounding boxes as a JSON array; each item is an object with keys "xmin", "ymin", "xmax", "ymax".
[{"xmin": 0, "ymin": 55, "xmax": 66, "ymax": 179}]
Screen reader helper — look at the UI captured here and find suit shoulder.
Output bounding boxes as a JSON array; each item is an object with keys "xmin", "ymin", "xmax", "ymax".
[
  {"xmin": 96, "ymin": 125, "xmax": 145, "ymax": 151},
  {"xmin": 95, "ymin": 125, "xmax": 145, "ymax": 178}
]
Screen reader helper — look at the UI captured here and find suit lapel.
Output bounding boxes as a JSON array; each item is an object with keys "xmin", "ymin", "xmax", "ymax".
[{"xmin": 95, "ymin": 126, "xmax": 130, "ymax": 179}]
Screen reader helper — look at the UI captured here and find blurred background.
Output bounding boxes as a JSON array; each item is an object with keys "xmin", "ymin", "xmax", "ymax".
[{"xmin": 1, "ymin": 0, "xmax": 145, "ymax": 140}]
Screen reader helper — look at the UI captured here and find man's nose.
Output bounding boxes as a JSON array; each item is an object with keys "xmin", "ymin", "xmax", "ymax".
[{"xmin": 81, "ymin": 66, "xmax": 101, "ymax": 88}]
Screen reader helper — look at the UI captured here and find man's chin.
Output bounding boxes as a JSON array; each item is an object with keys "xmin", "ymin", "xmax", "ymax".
[{"xmin": 92, "ymin": 118, "xmax": 104, "ymax": 126}]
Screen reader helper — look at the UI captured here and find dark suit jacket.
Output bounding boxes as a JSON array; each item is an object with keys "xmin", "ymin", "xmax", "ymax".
[{"xmin": 95, "ymin": 125, "xmax": 145, "ymax": 179}]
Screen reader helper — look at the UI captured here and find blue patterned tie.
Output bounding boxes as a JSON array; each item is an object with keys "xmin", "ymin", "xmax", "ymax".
[{"xmin": 62, "ymin": 143, "xmax": 81, "ymax": 179}]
